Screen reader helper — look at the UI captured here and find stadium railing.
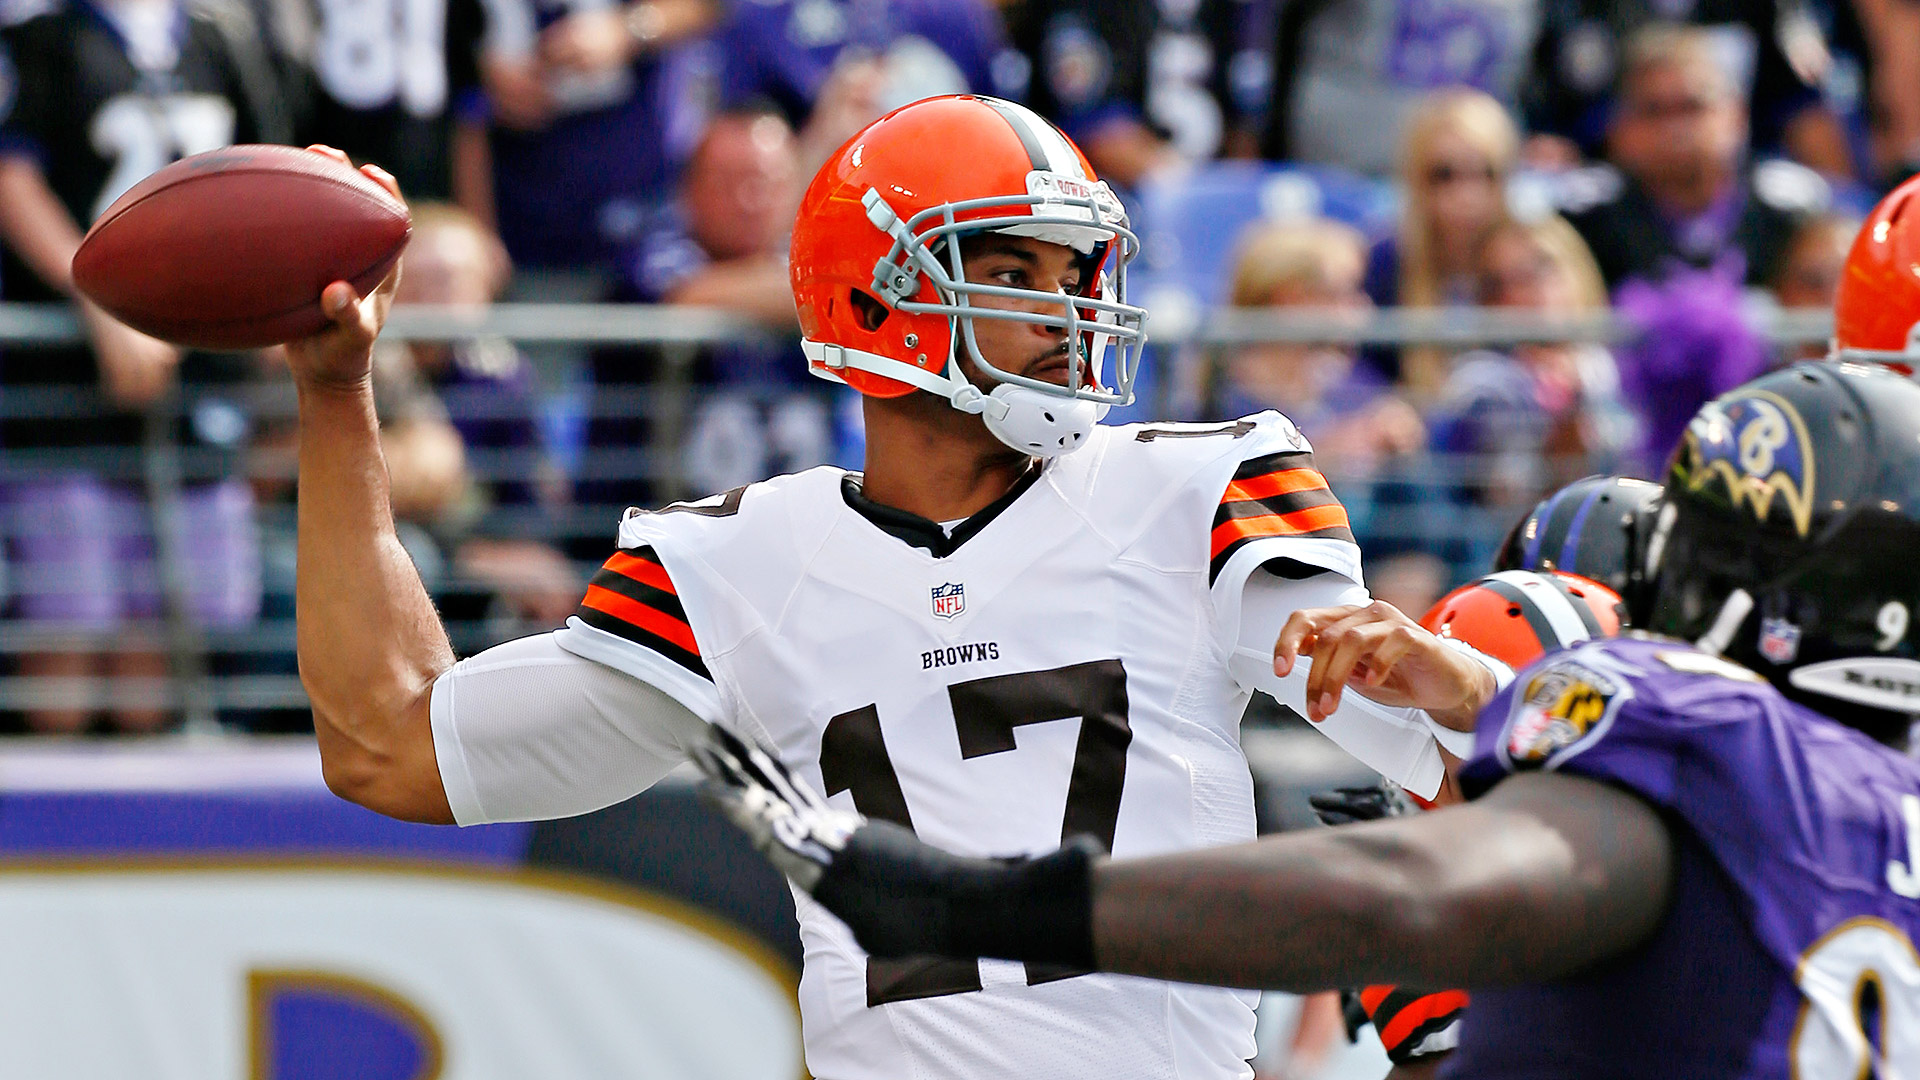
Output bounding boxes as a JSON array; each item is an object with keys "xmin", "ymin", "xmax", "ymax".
[{"xmin": 0, "ymin": 302, "xmax": 1838, "ymax": 729}]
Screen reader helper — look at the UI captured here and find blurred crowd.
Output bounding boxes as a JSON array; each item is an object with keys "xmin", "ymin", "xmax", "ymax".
[{"xmin": 0, "ymin": 0, "xmax": 1914, "ymax": 734}]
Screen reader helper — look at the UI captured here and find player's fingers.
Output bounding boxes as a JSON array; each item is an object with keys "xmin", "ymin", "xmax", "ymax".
[
  {"xmin": 360, "ymin": 164, "xmax": 404, "ymax": 204},
  {"xmin": 305, "ymin": 144, "xmax": 352, "ymax": 166},
  {"xmin": 1274, "ymin": 605, "xmax": 1361, "ymax": 677},
  {"xmin": 1306, "ymin": 614, "xmax": 1390, "ymax": 720},
  {"xmin": 1272, "ymin": 612, "xmax": 1319, "ymax": 678},
  {"xmin": 1354, "ymin": 625, "xmax": 1416, "ymax": 688},
  {"xmin": 320, "ymin": 281, "xmax": 360, "ymax": 322},
  {"xmin": 1299, "ymin": 607, "xmax": 1372, "ymax": 703}
]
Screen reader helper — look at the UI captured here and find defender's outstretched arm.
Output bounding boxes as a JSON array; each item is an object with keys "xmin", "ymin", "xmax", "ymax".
[
  {"xmin": 699, "ymin": 728, "xmax": 1675, "ymax": 992},
  {"xmin": 1093, "ymin": 772, "xmax": 1674, "ymax": 990}
]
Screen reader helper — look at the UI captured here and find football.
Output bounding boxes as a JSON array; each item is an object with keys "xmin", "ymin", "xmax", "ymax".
[{"xmin": 70, "ymin": 145, "xmax": 412, "ymax": 350}]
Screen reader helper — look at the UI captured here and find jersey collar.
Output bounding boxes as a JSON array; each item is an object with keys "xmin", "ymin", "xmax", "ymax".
[{"xmin": 839, "ymin": 464, "xmax": 1044, "ymax": 558}]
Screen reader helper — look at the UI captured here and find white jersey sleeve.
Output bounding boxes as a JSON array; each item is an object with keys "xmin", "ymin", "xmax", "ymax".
[
  {"xmin": 429, "ymin": 632, "xmax": 706, "ymax": 825},
  {"xmin": 1228, "ymin": 571, "xmax": 1449, "ymax": 798},
  {"xmin": 1197, "ymin": 411, "xmax": 1364, "ymax": 641}
]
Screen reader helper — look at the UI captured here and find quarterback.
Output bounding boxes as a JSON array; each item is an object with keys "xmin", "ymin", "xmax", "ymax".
[
  {"xmin": 711, "ymin": 360, "xmax": 1920, "ymax": 1078},
  {"xmin": 287, "ymin": 96, "xmax": 1497, "ymax": 1080}
]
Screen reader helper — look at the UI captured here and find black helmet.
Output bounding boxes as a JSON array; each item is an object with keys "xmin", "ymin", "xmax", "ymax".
[
  {"xmin": 1646, "ymin": 362, "xmax": 1920, "ymax": 742},
  {"xmin": 1495, "ymin": 475, "xmax": 1665, "ymax": 624}
]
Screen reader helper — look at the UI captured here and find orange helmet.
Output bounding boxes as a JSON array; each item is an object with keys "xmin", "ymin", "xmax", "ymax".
[
  {"xmin": 1834, "ymin": 172, "xmax": 1920, "ymax": 368},
  {"xmin": 789, "ymin": 95, "xmax": 1147, "ymax": 456},
  {"xmin": 1419, "ymin": 570, "xmax": 1623, "ymax": 670}
]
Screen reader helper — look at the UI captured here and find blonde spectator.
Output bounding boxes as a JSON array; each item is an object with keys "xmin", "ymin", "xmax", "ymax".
[
  {"xmin": 1479, "ymin": 214, "xmax": 1609, "ymax": 313},
  {"xmin": 1429, "ymin": 215, "xmax": 1639, "ymax": 515},
  {"xmin": 1216, "ymin": 219, "xmax": 1426, "ymax": 474},
  {"xmin": 1363, "ymin": 89, "xmax": 1522, "ymax": 397}
]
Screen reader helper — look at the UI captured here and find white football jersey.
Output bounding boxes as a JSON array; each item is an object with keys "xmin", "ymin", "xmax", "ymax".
[{"xmin": 549, "ymin": 412, "xmax": 1364, "ymax": 1080}]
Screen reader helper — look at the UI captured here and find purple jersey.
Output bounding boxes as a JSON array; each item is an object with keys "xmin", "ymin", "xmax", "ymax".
[
  {"xmin": 1453, "ymin": 635, "xmax": 1920, "ymax": 1079},
  {"xmin": 716, "ymin": 0, "xmax": 1015, "ymax": 127},
  {"xmin": 473, "ymin": 1, "xmax": 713, "ymax": 269}
]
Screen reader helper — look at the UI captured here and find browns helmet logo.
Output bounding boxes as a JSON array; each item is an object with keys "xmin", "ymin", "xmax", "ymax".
[
  {"xmin": 1673, "ymin": 390, "xmax": 1816, "ymax": 537},
  {"xmin": 1501, "ymin": 660, "xmax": 1628, "ymax": 768}
]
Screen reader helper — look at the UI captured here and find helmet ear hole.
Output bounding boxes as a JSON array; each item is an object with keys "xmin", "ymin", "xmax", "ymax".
[{"xmin": 850, "ymin": 289, "xmax": 890, "ymax": 331}]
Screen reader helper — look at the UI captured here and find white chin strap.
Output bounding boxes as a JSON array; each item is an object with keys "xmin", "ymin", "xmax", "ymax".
[{"xmin": 804, "ymin": 339, "xmax": 1105, "ymax": 458}]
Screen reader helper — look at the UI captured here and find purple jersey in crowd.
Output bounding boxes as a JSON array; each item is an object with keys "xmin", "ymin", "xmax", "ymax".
[
  {"xmin": 473, "ymin": 0, "xmax": 713, "ymax": 270},
  {"xmin": 1454, "ymin": 635, "xmax": 1920, "ymax": 1079},
  {"xmin": 717, "ymin": 0, "xmax": 1016, "ymax": 127}
]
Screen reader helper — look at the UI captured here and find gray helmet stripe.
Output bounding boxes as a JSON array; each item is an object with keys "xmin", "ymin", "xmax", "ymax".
[
  {"xmin": 975, "ymin": 96, "xmax": 1049, "ymax": 171},
  {"xmin": 1483, "ymin": 571, "xmax": 1597, "ymax": 651}
]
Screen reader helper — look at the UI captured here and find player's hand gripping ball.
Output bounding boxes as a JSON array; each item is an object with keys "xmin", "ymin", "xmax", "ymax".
[{"xmin": 71, "ymin": 144, "xmax": 411, "ymax": 351}]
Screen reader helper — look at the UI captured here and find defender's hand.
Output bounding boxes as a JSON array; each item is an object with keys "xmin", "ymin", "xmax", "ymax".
[
  {"xmin": 1274, "ymin": 601, "xmax": 1496, "ymax": 730},
  {"xmin": 691, "ymin": 723, "xmax": 860, "ymax": 892},
  {"xmin": 1308, "ymin": 783, "xmax": 1418, "ymax": 827},
  {"xmin": 693, "ymin": 725, "xmax": 1100, "ymax": 966},
  {"xmin": 282, "ymin": 146, "xmax": 404, "ymax": 389}
]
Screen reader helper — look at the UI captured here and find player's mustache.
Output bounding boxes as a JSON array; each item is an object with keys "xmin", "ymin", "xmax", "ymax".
[{"xmin": 1025, "ymin": 341, "xmax": 1075, "ymax": 374}]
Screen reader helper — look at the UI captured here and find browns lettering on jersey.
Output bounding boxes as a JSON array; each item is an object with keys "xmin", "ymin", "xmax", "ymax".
[
  {"xmin": 576, "ymin": 546, "xmax": 711, "ymax": 678},
  {"xmin": 1209, "ymin": 451, "xmax": 1354, "ymax": 582}
]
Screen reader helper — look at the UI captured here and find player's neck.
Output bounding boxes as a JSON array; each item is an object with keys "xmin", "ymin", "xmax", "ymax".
[{"xmin": 860, "ymin": 393, "xmax": 1035, "ymax": 523}]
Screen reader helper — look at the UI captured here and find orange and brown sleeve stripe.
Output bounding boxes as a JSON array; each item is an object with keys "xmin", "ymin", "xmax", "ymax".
[
  {"xmin": 575, "ymin": 546, "xmax": 711, "ymax": 679},
  {"xmin": 1209, "ymin": 450, "xmax": 1354, "ymax": 582},
  {"xmin": 1362, "ymin": 984, "xmax": 1469, "ymax": 1064}
]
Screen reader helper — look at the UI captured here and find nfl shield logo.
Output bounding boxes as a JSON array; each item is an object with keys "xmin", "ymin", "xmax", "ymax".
[
  {"xmin": 1758, "ymin": 617, "xmax": 1801, "ymax": 665},
  {"xmin": 931, "ymin": 583, "xmax": 965, "ymax": 620}
]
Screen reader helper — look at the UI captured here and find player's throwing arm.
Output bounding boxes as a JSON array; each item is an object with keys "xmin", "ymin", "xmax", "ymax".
[{"xmin": 280, "ymin": 148, "xmax": 456, "ymax": 823}]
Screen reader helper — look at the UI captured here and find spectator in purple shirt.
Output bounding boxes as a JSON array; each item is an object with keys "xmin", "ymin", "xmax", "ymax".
[
  {"xmin": 384, "ymin": 203, "xmax": 581, "ymax": 627},
  {"xmin": 1550, "ymin": 27, "xmax": 1800, "ymax": 471},
  {"xmin": 584, "ymin": 104, "xmax": 848, "ymax": 512},
  {"xmin": 1556, "ymin": 24, "xmax": 1833, "ymax": 295},
  {"xmin": 718, "ymin": 0, "xmax": 1012, "ymax": 125},
  {"xmin": 456, "ymin": 0, "xmax": 717, "ymax": 278}
]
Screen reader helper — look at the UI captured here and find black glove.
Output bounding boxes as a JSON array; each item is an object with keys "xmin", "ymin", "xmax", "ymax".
[
  {"xmin": 693, "ymin": 723, "xmax": 1102, "ymax": 968},
  {"xmin": 1307, "ymin": 783, "xmax": 1417, "ymax": 827}
]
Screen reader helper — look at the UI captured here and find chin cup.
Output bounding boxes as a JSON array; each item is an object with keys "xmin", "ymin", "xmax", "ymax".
[{"xmin": 973, "ymin": 383, "xmax": 1106, "ymax": 458}]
